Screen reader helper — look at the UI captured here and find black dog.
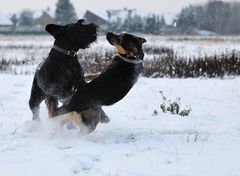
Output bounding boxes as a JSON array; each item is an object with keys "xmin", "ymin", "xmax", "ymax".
[
  {"xmin": 53, "ymin": 32, "xmax": 146, "ymax": 131},
  {"xmin": 29, "ymin": 19, "xmax": 100, "ymax": 120}
]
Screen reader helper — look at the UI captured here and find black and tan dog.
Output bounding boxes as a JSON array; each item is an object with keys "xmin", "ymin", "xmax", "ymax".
[
  {"xmin": 29, "ymin": 19, "xmax": 108, "ymax": 122},
  {"xmin": 53, "ymin": 32, "xmax": 147, "ymax": 132}
]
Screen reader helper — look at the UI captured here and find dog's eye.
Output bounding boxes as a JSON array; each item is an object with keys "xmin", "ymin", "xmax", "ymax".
[{"xmin": 132, "ymin": 47, "xmax": 139, "ymax": 54}]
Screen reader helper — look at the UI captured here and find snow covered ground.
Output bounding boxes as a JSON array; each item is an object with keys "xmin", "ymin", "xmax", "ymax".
[
  {"xmin": 1, "ymin": 34, "xmax": 240, "ymax": 175},
  {"xmin": 0, "ymin": 74, "xmax": 240, "ymax": 176}
]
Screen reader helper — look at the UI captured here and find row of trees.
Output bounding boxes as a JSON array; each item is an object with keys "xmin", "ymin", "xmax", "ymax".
[
  {"xmin": 11, "ymin": 0, "xmax": 167, "ymax": 35},
  {"xmin": 175, "ymin": 1, "xmax": 240, "ymax": 35},
  {"xmin": 10, "ymin": 0, "xmax": 240, "ymax": 35},
  {"xmin": 11, "ymin": 10, "xmax": 34, "ymax": 26},
  {"xmin": 107, "ymin": 13, "xmax": 166, "ymax": 34},
  {"xmin": 109, "ymin": 1, "xmax": 240, "ymax": 35}
]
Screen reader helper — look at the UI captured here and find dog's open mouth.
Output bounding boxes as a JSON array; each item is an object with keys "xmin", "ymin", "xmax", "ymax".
[
  {"xmin": 79, "ymin": 33, "xmax": 98, "ymax": 49},
  {"xmin": 90, "ymin": 33, "xmax": 98, "ymax": 42}
]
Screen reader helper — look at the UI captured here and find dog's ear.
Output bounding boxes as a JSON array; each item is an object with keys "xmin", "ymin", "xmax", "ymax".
[
  {"xmin": 45, "ymin": 24, "xmax": 64, "ymax": 38},
  {"xmin": 137, "ymin": 37, "xmax": 147, "ymax": 44},
  {"xmin": 77, "ymin": 19, "xmax": 85, "ymax": 24}
]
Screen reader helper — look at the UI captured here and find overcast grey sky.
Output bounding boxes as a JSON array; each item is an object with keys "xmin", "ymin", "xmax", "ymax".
[{"xmin": 0, "ymin": 0, "xmax": 238, "ymax": 15}]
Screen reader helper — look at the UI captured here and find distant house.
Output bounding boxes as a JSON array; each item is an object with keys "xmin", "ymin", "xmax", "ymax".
[
  {"xmin": 32, "ymin": 11, "xmax": 56, "ymax": 27},
  {"xmin": 0, "ymin": 11, "xmax": 13, "ymax": 33},
  {"xmin": 83, "ymin": 10, "xmax": 108, "ymax": 31},
  {"xmin": 106, "ymin": 8, "xmax": 136, "ymax": 22},
  {"xmin": 13, "ymin": 11, "xmax": 56, "ymax": 34}
]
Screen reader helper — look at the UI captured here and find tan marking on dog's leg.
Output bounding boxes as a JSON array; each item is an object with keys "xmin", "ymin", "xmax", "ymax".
[
  {"xmin": 47, "ymin": 100, "xmax": 57, "ymax": 119},
  {"xmin": 48, "ymin": 108, "xmax": 53, "ymax": 118},
  {"xmin": 70, "ymin": 112, "xmax": 82, "ymax": 125},
  {"xmin": 56, "ymin": 112, "xmax": 81, "ymax": 127},
  {"xmin": 56, "ymin": 111, "xmax": 90, "ymax": 133},
  {"xmin": 57, "ymin": 112, "xmax": 72, "ymax": 126}
]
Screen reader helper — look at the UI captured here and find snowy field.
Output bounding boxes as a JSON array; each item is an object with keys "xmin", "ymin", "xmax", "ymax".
[
  {"xmin": 1, "ymin": 35, "xmax": 240, "ymax": 175},
  {"xmin": 0, "ymin": 74, "xmax": 240, "ymax": 176},
  {"xmin": 1, "ymin": 35, "xmax": 240, "ymax": 61}
]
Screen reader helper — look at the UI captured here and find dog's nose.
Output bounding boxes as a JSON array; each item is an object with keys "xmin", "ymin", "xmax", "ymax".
[
  {"xmin": 106, "ymin": 32, "xmax": 119, "ymax": 46},
  {"xmin": 106, "ymin": 33, "xmax": 115, "ymax": 45},
  {"xmin": 106, "ymin": 32, "xmax": 115, "ymax": 41}
]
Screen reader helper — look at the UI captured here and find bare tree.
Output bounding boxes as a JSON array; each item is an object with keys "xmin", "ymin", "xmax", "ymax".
[
  {"xmin": 10, "ymin": 14, "xmax": 18, "ymax": 27},
  {"xmin": 55, "ymin": 0, "xmax": 77, "ymax": 25},
  {"xmin": 19, "ymin": 9, "xmax": 34, "ymax": 26},
  {"xmin": 204, "ymin": 1, "xmax": 231, "ymax": 34},
  {"xmin": 227, "ymin": 2, "xmax": 240, "ymax": 34}
]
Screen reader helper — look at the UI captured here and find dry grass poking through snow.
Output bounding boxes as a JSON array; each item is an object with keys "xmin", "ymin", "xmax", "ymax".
[{"xmin": 1, "ymin": 35, "xmax": 240, "ymax": 78}]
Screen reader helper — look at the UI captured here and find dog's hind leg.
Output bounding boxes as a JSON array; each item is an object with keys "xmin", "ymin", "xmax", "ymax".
[
  {"xmin": 45, "ymin": 96, "xmax": 58, "ymax": 119},
  {"xmin": 29, "ymin": 78, "xmax": 46, "ymax": 120}
]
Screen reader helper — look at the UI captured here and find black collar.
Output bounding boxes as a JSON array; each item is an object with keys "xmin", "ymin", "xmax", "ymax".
[
  {"xmin": 114, "ymin": 55, "xmax": 143, "ymax": 64},
  {"xmin": 52, "ymin": 45, "xmax": 77, "ymax": 57}
]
